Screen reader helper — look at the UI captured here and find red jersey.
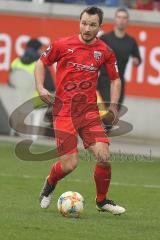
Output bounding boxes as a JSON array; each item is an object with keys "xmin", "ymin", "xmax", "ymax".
[{"xmin": 40, "ymin": 35, "xmax": 119, "ymax": 116}]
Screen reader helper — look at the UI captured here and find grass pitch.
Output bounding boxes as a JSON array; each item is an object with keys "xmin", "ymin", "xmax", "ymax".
[{"xmin": 0, "ymin": 140, "xmax": 160, "ymax": 240}]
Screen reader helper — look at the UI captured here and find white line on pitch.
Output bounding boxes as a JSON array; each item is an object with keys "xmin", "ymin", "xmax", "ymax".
[{"xmin": 0, "ymin": 173, "xmax": 160, "ymax": 189}]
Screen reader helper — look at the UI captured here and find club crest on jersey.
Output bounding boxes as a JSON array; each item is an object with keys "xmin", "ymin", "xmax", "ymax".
[{"xmin": 94, "ymin": 51, "xmax": 102, "ymax": 60}]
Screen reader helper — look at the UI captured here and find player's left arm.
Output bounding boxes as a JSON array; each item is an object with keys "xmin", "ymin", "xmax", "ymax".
[
  {"xmin": 110, "ymin": 78, "xmax": 121, "ymax": 106},
  {"xmin": 104, "ymin": 49, "xmax": 121, "ymax": 124},
  {"xmin": 109, "ymin": 78, "xmax": 121, "ymax": 123}
]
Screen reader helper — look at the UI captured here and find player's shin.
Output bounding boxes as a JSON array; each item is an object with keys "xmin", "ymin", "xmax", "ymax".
[
  {"xmin": 48, "ymin": 160, "xmax": 69, "ymax": 186},
  {"xmin": 39, "ymin": 160, "xmax": 73, "ymax": 209},
  {"xmin": 94, "ymin": 164, "xmax": 111, "ymax": 202}
]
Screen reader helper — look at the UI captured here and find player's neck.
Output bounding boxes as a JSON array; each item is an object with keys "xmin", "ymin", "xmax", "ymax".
[
  {"xmin": 114, "ymin": 28, "xmax": 126, "ymax": 38},
  {"xmin": 78, "ymin": 34, "xmax": 97, "ymax": 45}
]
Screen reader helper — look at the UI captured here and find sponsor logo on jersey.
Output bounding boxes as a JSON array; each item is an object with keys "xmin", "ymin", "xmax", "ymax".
[
  {"xmin": 94, "ymin": 51, "xmax": 102, "ymax": 60},
  {"xmin": 67, "ymin": 61, "xmax": 97, "ymax": 72}
]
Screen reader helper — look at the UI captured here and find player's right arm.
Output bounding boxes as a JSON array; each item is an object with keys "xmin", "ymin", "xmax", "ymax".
[
  {"xmin": 35, "ymin": 59, "xmax": 52, "ymax": 104},
  {"xmin": 35, "ymin": 41, "xmax": 60, "ymax": 104}
]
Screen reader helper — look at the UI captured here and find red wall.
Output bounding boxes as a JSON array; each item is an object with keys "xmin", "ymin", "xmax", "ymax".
[{"xmin": 0, "ymin": 14, "xmax": 160, "ymax": 99}]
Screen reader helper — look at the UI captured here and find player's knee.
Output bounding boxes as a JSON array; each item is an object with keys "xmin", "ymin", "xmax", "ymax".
[
  {"xmin": 61, "ymin": 155, "xmax": 78, "ymax": 173},
  {"xmin": 96, "ymin": 153, "xmax": 110, "ymax": 167},
  {"xmin": 69, "ymin": 161, "xmax": 78, "ymax": 171},
  {"xmin": 65, "ymin": 161, "xmax": 78, "ymax": 173}
]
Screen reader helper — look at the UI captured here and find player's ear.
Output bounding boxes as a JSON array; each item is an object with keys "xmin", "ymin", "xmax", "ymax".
[
  {"xmin": 99, "ymin": 23, "xmax": 103, "ymax": 32},
  {"xmin": 97, "ymin": 29, "xmax": 104, "ymax": 38}
]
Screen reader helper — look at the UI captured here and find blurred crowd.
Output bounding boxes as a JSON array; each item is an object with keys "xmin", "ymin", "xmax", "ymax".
[{"xmin": 3, "ymin": 0, "xmax": 160, "ymax": 11}]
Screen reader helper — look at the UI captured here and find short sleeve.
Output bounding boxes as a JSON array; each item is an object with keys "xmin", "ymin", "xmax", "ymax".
[
  {"xmin": 40, "ymin": 40, "xmax": 60, "ymax": 66},
  {"xmin": 104, "ymin": 47, "xmax": 119, "ymax": 81}
]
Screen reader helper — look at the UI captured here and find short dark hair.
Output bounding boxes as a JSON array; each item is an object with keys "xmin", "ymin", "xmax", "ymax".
[
  {"xmin": 115, "ymin": 7, "xmax": 129, "ymax": 17},
  {"xmin": 80, "ymin": 6, "xmax": 104, "ymax": 25}
]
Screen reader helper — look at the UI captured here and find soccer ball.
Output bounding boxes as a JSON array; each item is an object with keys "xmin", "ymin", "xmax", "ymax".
[{"xmin": 57, "ymin": 191, "xmax": 84, "ymax": 218}]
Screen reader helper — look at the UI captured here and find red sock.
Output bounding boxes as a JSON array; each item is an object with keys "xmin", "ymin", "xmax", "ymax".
[
  {"xmin": 48, "ymin": 160, "xmax": 68, "ymax": 186},
  {"xmin": 94, "ymin": 164, "xmax": 111, "ymax": 202}
]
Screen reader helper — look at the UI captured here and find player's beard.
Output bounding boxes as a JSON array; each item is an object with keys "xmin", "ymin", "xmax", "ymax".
[{"xmin": 80, "ymin": 32, "xmax": 97, "ymax": 44}]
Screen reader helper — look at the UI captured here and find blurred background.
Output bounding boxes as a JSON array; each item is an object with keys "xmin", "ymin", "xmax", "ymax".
[
  {"xmin": 0, "ymin": 3, "xmax": 160, "ymax": 239},
  {"xmin": 0, "ymin": 0, "xmax": 160, "ymax": 157}
]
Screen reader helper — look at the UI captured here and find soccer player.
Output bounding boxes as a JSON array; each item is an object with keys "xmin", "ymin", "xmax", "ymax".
[
  {"xmin": 97, "ymin": 7, "xmax": 141, "ymax": 106},
  {"xmin": 35, "ymin": 6, "xmax": 125, "ymax": 215}
]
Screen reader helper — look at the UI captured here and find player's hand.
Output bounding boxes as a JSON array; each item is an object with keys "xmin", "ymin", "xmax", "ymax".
[
  {"xmin": 132, "ymin": 57, "xmax": 140, "ymax": 66},
  {"xmin": 37, "ymin": 87, "xmax": 54, "ymax": 105},
  {"xmin": 108, "ymin": 103, "xmax": 119, "ymax": 125}
]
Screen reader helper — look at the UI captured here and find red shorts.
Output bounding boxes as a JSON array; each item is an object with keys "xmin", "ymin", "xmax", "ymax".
[{"xmin": 53, "ymin": 111, "xmax": 109, "ymax": 156}]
